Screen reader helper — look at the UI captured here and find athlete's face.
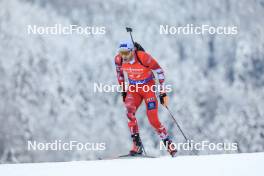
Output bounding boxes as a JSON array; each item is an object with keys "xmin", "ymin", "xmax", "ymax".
[{"xmin": 120, "ymin": 50, "xmax": 133, "ymax": 62}]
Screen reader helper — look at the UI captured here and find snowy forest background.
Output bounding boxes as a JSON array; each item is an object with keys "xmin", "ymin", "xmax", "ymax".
[{"xmin": 0, "ymin": 0, "xmax": 263, "ymax": 163}]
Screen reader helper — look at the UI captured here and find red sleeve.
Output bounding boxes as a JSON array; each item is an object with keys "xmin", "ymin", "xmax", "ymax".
[
  {"xmin": 114, "ymin": 55, "xmax": 125, "ymax": 91},
  {"xmin": 137, "ymin": 51, "xmax": 165, "ymax": 86}
]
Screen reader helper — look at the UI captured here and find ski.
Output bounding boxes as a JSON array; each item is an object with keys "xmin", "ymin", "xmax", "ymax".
[
  {"xmin": 118, "ymin": 153, "xmax": 156, "ymax": 159},
  {"xmin": 99, "ymin": 154, "xmax": 157, "ymax": 160}
]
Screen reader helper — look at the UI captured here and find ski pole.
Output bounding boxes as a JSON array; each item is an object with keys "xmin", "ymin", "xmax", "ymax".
[
  {"xmin": 141, "ymin": 144, "xmax": 147, "ymax": 156},
  {"xmin": 164, "ymin": 105, "xmax": 189, "ymax": 142},
  {"xmin": 164, "ymin": 105, "xmax": 198, "ymax": 155}
]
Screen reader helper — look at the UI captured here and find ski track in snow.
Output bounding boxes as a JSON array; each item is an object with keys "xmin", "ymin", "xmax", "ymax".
[{"xmin": 0, "ymin": 152, "xmax": 263, "ymax": 176}]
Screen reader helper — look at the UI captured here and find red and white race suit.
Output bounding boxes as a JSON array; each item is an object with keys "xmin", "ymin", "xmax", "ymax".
[{"xmin": 115, "ymin": 50, "xmax": 169, "ymax": 139}]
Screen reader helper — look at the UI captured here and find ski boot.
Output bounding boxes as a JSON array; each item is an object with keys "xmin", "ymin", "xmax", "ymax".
[
  {"xmin": 129, "ymin": 133, "xmax": 144, "ymax": 156},
  {"xmin": 163, "ymin": 137, "xmax": 177, "ymax": 157}
]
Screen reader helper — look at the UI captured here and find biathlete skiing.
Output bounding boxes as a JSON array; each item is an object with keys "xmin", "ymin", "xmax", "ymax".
[{"xmin": 114, "ymin": 29, "xmax": 177, "ymax": 157}]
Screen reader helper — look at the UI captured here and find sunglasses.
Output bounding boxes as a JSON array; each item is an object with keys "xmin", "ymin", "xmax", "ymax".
[{"xmin": 119, "ymin": 50, "xmax": 131, "ymax": 56}]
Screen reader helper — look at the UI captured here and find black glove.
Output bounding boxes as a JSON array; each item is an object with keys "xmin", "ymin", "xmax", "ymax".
[{"xmin": 121, "ymin": 92, "xmax": 127, "ymax": 102}]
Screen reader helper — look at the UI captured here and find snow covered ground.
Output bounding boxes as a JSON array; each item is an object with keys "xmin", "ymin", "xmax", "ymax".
[{"xmin": 0, "ymin": 152, "xmax": 263, "ymax": 176}]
